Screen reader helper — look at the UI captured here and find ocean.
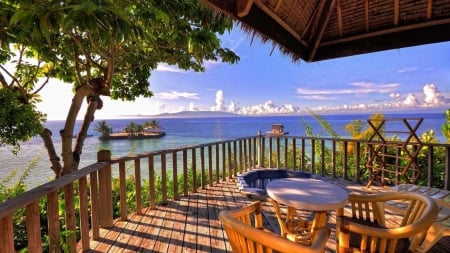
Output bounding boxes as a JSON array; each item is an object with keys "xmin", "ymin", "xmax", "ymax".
[{"xmin": 1, "ymin": 112, "xmax": 447, "ymax": 188}]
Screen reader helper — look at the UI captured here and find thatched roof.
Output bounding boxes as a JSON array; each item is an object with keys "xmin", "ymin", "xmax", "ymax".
[{"xmin": 202, "ymin": 0, "xmax": 450, "ymax": 62}]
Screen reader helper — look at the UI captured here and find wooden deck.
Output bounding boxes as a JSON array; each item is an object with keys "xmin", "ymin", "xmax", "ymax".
[{"xmin": 77, "ymin": 178, "xmax": 450, "ymax": 253}]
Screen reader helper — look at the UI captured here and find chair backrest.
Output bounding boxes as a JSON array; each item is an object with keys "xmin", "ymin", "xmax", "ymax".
[
  {"xmin": 219, "ymin": 201, "xmax": 330, "ymax": 253},
  {"xmin": 336, "ymin": 191, "xmax": 439, "ymax": 253}
]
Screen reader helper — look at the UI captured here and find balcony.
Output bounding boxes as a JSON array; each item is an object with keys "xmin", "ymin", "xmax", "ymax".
[{"xmin": 1, "ymin": 134, "xmax": 449, "ymax": 252}]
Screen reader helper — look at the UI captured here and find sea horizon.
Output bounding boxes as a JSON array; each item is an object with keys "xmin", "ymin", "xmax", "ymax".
[{"xmin": 1, "ymin": 111, "xmax": 447, "ymax": 188}]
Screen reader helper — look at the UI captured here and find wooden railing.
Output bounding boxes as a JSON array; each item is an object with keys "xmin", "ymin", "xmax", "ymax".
[{"xmin": 0, "ymin": 135, "xmax": 449, "ymax": 252}]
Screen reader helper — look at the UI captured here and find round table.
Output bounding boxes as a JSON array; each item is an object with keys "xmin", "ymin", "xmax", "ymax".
[{"xmin": 267, "ymin": 178, "xmax": 349, "ymax": 240}]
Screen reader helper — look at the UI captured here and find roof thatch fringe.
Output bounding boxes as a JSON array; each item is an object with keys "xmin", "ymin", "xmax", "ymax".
[
  {"xmin": 238, "ymin": 22, "xmax": 303, "ymax": 63},
  {"xmin": 201, "ymin": 0, "xmax": 303, "ymax": 63}
]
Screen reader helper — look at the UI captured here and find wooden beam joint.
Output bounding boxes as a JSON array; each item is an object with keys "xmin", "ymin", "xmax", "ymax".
[{"xmin": 237, "ymin": 0, "xmax": 254, "ymax": 17}]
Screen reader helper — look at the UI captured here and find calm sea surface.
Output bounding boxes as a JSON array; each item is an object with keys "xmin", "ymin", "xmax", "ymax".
[{"xmin": 1, "ymin": 112, "xmax": 446, "ymax": 188}]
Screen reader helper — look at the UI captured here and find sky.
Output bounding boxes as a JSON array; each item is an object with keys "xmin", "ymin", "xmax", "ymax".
[{"xmin": 36, "ymin": 27, "xmax": 450, "ymax": 120}]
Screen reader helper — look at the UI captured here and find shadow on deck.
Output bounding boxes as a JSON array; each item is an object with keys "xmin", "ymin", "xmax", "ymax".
[{"xmin": 77, "ymin": 178, "xmax": 450, "ymax": 253}]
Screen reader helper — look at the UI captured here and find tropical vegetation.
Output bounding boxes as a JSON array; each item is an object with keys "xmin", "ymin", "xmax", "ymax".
[{"xmin": 0, "ymin": 0, "xmax": 239, "ymax": 177}]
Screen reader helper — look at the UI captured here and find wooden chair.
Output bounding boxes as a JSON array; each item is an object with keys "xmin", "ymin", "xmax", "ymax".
[
  {"xmin": 336, "ymin": 191, "xmax": 438, "ymax": 253},
  {"xmin": 219, "ymin": 201, "xmax": 330, "ymax": 253},
  {"xmin": 270, "ymin": 199, "xmax": 315, "ymax": 244}
]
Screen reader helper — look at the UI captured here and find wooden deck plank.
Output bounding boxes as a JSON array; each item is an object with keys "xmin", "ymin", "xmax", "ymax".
[
  {"xmin": 182, "ymin": 192, "xmax": 200, "ymax": 253},
  {"xmin": 77, "ymin": 178, "xmax": 450, "ymax": 253},
  {"xmin": 166, "ymin": 197, "xmax": 189, "ymax": 253}
]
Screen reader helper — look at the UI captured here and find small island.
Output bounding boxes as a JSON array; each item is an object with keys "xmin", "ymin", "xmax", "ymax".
[{"xmin": 94, "ymin": 120, "xmax": 165, "ymax": 140}]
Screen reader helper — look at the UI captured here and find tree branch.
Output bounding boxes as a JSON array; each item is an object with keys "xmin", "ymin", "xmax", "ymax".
[
  {"xmin": 40, "ymin": 128, "xmax": 63, "ymax": 177},
  {"xmin": 73, "ymin": 95, "xmax": 100, "ymax": 161}
]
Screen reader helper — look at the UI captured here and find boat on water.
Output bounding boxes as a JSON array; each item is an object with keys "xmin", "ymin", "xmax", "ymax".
[{"xmin": 266, "ymin": 124, "xmax": 289, "ymax": 136}]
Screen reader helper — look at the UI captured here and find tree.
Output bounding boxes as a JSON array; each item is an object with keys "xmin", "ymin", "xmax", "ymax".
[
  {"xmin": 0, "ymin": 0, "xmax": 239, "ymax": 177},
  {"xmin": 442, "ymin": 109, "xmax": 450, "ymax": 143},
  {"xmin": 94, "ymin": 121, "xmax": 112, "ymax": 138}
]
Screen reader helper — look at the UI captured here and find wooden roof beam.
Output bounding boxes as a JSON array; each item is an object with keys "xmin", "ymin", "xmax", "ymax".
[
  {"xmin": 254, "ymin": 1, "xmax": 309, "ymax": 47},
  {"xmin": 365, "ymin": 0, "xmax": 369, "ymax": 31},
  {"xmin": 336, "ymin": 0, "xmax": 343, "ymax": 36},
  {"xmin": 237, "ymin": 0, "xmax": 254, "ymax": 17},
  {"xmin": 427, "ymin": 0, "xmax": 433, "ymax": 19},
  {"xmin": 274, "ymin": 0, "xmax": 284, "ymax": 12},
  {"xmin": 307, "ymin": 0, "xmax": 336, "ymax": 61},
  {"xmin": 394, "ymin": 0, "xmax": 399, "ymax": 26},
  {"xmin": 315, "ymin": 20, "xmax": 450, "ymax": 61}
]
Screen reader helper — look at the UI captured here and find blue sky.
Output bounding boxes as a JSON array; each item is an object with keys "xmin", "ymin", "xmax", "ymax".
[{"xmin": 37, "ymin": 27, "xmax": 450, "ymax": 120}]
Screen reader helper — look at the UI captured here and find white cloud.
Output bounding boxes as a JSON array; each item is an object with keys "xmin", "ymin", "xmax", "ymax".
[
  {"xmin": 423, "ymin": 83, "xmax": 445, "ymax": 106},
  {"xmin": 156, "ymin": 63, "xmax": 185, "ymax": 73},
  {"xmin": 296, "ymin": 82, "xmax": 399, "ymax": 99},
  {"xmin": 397, "ymin": 67, "xmax": 418, "ymax": 73},
  {"xmin": 155, "ymin": 91, "xmax": 200, "ymax": 100},
  {"xmin": 403, "ymin": 93, "xmax": 419, "ymax": 107},
  {"xmin": 227, "ymin": 100, "xmax": 240, "ymax": 113},
  {"xmin": 390, "ymin": 93, "xmax": 401, "ymax": 99},
  {"xmin": 211, "ymin": 90, "xmax": 226, "ymax": 111},
  {"xmin": 188, "ymin": 102, "xmax": 199, "ymax": 111}
]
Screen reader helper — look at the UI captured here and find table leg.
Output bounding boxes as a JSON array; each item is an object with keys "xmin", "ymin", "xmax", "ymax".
[{"xmin": 311, "ymin": 211, "xmax": 328, "ymax": 238}]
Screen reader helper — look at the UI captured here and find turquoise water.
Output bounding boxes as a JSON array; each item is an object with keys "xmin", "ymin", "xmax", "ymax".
[{"xmin": 0, "ymin": 112, "xmax": 446, "ymax": 188}]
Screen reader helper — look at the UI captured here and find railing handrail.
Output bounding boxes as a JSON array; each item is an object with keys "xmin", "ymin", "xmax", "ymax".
[{"xmin": 0, "ymin": 134, "xmax": 449, "ymax": 252}]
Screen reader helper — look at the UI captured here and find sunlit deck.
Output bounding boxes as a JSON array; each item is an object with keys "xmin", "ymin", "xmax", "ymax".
[{"xmin": 77, "ymin": 178, "xmax": 449, "ymax": 253}]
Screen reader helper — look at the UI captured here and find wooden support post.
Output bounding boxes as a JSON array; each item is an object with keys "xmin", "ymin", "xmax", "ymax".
[{"xmin": 97, "ymin": 150, "xmax": 113, "ymax": 227}]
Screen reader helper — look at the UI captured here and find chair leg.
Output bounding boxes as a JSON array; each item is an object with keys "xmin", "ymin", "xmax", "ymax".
[{"xmin": 416, "ymin": 223, "xmax": 450, "ymax": 253}]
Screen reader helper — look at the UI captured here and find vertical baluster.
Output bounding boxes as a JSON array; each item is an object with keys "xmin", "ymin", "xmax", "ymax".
[
  {"xmin": 26, "ymin": 201, "xmax": 42, "ymax": 253},
  {"xmin": 427, "ymin": 145, "xmax": 434, "ymax": 187},
  {"xmin": 321, "ymin": 140, "xmax": 325, "ymax": 176},
  {"xmin": 301, "ymin": 139, "xmax": 306, "ymax": 171},
  {"xmin": 228, "ymin": 142, "xmax": 233, "ymax": 178},
  {"xmin": 233, "ymin": 140, "xmax": 238, "ymax": 175},
  {"xmin": 239, "ymin": 140, "xmax": 243, "ymax": 174},
  {"xmin": 183, "ymin": 149, "xmax": 188, "ymax": 196},
  {"xmin": 261, "ymin": 136, "xmax": 266, "ymax": 168},
  {"xmin": 284, "ymin": 138, "xmax": 288, "ymax": 168},
  {"xmin": 0, "ymin": 215, "xmax": 14, "ymax": 253},
  {"xmin": 200, "ymin": 146, "xmax": 206, "ymax": 189},
  {"xmin": 89, "ymin": 171, "xmax": 100, "ymax": 239},
  {"xmin": 161, "ymin": 153, "xmax": 168, "ymax": 203},
  {"xmin": 293, "ymin": 138, "xmax": 297, "ymax": 169},
  {"xmin": 119, "ymin": 161, "xmax": 127, "ymax": 220},
  {"xmin": 276, "ymin": 137, "xmax": 281, "ymax": 168},
  {"xmin": 192, "ymin": 148, "xmax": 197, "ymax": 192},
  {"xmin": 332, "ymin": 140, "xmax": 336, "ymax": 178},
  {"xmin": 64, "ymin": 183, "xmax": 76, "ymax": 250},
  {"xmin": 148, "ymin": 154, "xmax": 156, "ymax": 209},
  {"xmin": 208, "ymin": 145, "xmax": 213, "ymax": 186},
  {"xmin": 222, "ymin": 142, "xmax": 226, "ymax": 180},
  {"xmin": 243, "ymin": 139, "xmax": 248, "ymax": 171},
  {"xmin": 445, "ymin": 146, "xmax": 450, "ymax": 190},
  {"xmin": 355, "ymin": 142, "xmax": 361, "ymax": 182},
  {"xmin": 343, "ymin": 141, "xmax": 348, "ymax": 180},
  {"xmin": 79, "ymin": 176, "xmax": 90, "ymax": 251},
  {"xmin": 269, "ymin": 137, "xmax": 273, "ymax": 168},
  {"xmin": 311, "ymin": 139, "xmax": 315, "ymax": 174},
  {"xmin": 216, "ymin": 143, "xmax": 220, "ymax": 183},
  {"xmin": 135, "ymin": 158, "xmax": 142, "ymax": 214},
  {"xmin": 47, "ymin": 191, "xmax": 60, "ymax": 252},
  {"xmin": 173, "ymin": 150, "xmax": 178, "ymax": 199}
]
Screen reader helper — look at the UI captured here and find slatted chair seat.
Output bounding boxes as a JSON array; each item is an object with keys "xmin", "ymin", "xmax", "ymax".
[
  {"xmin": 336, "ymin": 191, "xmax": 439, "ymax": 253},
  {"xmin": 219, "ymin": 201, "xmax": 330, "ymax": 253}
]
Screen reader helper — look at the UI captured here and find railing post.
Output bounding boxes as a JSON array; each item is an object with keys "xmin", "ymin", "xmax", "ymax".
[
  {"xmin": 257, "ymin": 131, "xmax": 262, "ymax": 168},
  {"xmin": 26, "ymin": 201, "xmax": 42, "ymax": 253},
  {"xmin": 97, "ymin": 150, "xmax": 113, "ymax": 227},
  {"xmin": 0, "ymin": 215, "xmax": 14, "ymax": 253}
]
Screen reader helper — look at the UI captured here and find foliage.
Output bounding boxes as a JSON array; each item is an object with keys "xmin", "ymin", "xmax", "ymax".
[
  {"xmin": 93, "ymin": 120, "xmax": 112, "ymax": 137},
  {"xmin": 0, "ymin": 68, "xmax": 46, "ymax": 155},
  {"xmin": 1, "ymin": 0, "xmax": 240, "ymax": 176},
  {"xmin": 442, "ymin": 109, "xmax": 450, "ymax": 143}
]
